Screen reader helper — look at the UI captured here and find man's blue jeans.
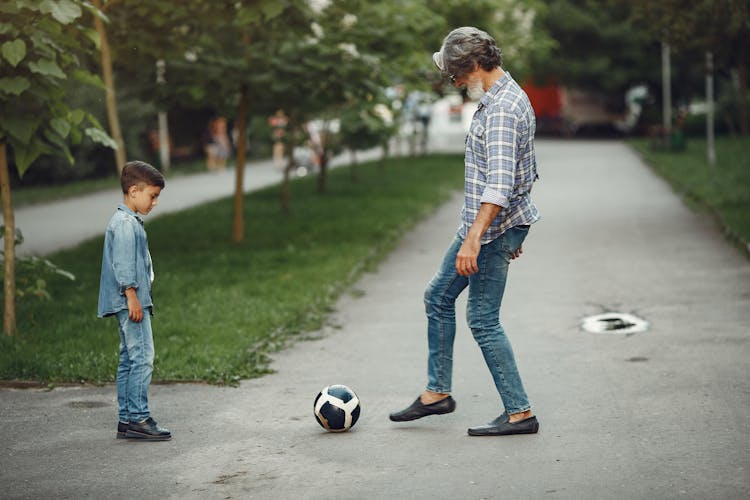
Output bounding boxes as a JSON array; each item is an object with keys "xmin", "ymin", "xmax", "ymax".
[
  {"xmin": 424, "ymin": 226, "xmax": 531, "ymax": 415},
  {"xmin": 115, "ymin": 308, "xmax": 154, "ymax": 423}
]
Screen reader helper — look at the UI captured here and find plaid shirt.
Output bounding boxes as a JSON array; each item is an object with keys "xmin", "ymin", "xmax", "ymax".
[{"xmin": 460, "ymin": 72, "xmax": 540, "ymax": 244}]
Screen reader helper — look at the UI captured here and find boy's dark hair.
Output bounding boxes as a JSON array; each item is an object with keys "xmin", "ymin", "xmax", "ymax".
[{"xmin": 120, "ymin": 160, "xmax": 165, "ymax": 193}]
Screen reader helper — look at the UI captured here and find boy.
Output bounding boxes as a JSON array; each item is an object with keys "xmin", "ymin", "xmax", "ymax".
[{"xmin": 98, "ymin": 160, "xmax": 171, "ymax": 441}]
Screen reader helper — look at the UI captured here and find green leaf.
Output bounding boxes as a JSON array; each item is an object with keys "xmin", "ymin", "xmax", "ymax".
[
  {"xmin": 85, "ymin": 113, "xmax": 104, "ymax": 130},
  {"xmin": 71, "ymin": 69, "xmax": 104, "ymax": 89},
  {"xmin": 0, "ymin": 22, "xmax": 13, "ymax": 35},
  {"xmin": 262, "ymin": 2, "xmax": 286, "ymax": 20},
  {"xmin": 0, "ymin": 76, "xmax": 30, "ymax": 95},
  {"xmin": 4, "ymin": 114, "xmax": 37, "ymax": 143},
  {"xmin": 40, "ymin": 0, "xmax": 82, "ymax": 24},
  {"xmin": 28, "ymin": 59, "xmax": 66, "ymax": 79},
  {"xmin": 69, "ymin": 109, "xmax": 85, "ymax": 126},
  {"xmin": 69, "ymin": 126, "xmax": 82, "ymax": 143},
  {"xmin": 83, "ymin": 28, "xmax": 100, "ymax": 50},
  {"xmin": 44, "ymin": 128, "xmax": 73, "ymax": 163},
  {"xmin": 49, "ymin": 118, "xmax": 70, "ymax": 138},
  {"xmin": 1, "ymin": 39, "xmax": 26, "ymax": 66},
  {"xmin": 85, "ymin": 127, "xmax": 117, "ymax": 149},
  {"xmin": 10, "ymin": 139, "xmax": 43, "ymax": 175}
]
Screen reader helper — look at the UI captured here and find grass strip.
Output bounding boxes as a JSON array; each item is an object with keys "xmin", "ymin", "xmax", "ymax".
[
  {"xmin": 0, "ymin": 154, "xmax": 463, "ymax": 385},
  {"xmin": 630, "ymin": 136, "xmax": 750, "ymax": 254}
]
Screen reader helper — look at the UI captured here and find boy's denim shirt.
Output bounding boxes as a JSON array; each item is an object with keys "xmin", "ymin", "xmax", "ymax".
[{"xmin": 97, "ymin": 204, "xmax": 154, "ymax": 318}]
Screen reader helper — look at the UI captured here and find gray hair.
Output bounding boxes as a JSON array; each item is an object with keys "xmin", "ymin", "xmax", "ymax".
[{"xmin": 432, "ymin": 27, "xmax": 503, "ymax": 79}]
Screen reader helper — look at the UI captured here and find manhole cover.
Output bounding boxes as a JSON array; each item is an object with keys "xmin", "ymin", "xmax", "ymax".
[{"xmin": 581, "ymin": 313, "xmax": 648, "ymax": 334}]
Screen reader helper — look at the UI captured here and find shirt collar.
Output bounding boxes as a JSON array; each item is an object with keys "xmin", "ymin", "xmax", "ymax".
[
  {"xmin": 117, "ymin": 203, "xmax": 144, "ymax": 224},
  {"xmin": 478, "ymin": 71, "xmax": 512, "ymax": 108}
]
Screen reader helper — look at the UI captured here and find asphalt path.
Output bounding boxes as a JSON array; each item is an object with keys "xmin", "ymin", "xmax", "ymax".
[{"xmin": 1, "ymin": 139, "xmax": 748, "ymax": 499}]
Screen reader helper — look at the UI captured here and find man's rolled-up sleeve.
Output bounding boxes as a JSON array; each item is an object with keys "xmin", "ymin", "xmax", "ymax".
[{"xmin": 480, "ymin": 108, "xmax": 519, "ymax": 209}]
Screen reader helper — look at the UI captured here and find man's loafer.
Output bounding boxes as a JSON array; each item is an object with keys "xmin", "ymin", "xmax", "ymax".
[
  {"xmin": 389, "ymin": 396, "xmax": 456, "ymax": 422},
  {"xmin": 116, "ymin": 421, "xmax": 129, "ymax": 439},
  {"xmin": 468, "ymin": 414, "xmax": 539, "ymax": 436},
  {"xmin": 125, "ymin": 417, "xmax": 172, "ymax": 441}
]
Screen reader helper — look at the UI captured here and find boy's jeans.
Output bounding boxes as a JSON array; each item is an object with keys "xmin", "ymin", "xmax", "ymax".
[
  {"xmin": 115, "ymin": 308, "xmax": 154, "ymax": 423},
  {"xmin": 424, "ymin": 226, "xmax": 531, "ymax": 415}
]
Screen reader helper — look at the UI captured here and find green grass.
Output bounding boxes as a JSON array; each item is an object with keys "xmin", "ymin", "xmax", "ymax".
[
  {"xmin": 630, "ymin": 136, "xmax": 750, "ymax": 250},
  {"xmin": 0, "ymin": 155, "xmax": 464, "ymax": 384}
]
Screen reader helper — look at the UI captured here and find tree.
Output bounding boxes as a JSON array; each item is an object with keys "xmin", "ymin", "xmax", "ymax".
[
  {"xmin": 628, "ymin": 0, "xmax": 749, "ymax": 128},
  {"xmin": 339, "ymin": 99, "xmax": 396, "ymax": 179},
  {"xmin": 89, "ymin": 0, "xmax": 225, "ymax": 173},
  {"xmin": 277, "ymin": 0, "xmax": 443, "ymax": 195},
  {"xmin": 0, "ymin": 0, "xmax": 114, "ymax": 335},
  {"xmin": 91, "ymin": 0, "xmax": 126, "ymax": 173},
  {"xmin": 113, "ymin": 0, "xmax": 315, "ymax": 236},
  {"xmin": 626, "ymin": 0, "xmax": 750, "ymax": 164},
  {"xmin": 428, "ymin": 0, "xmax": 554, "ymax": 84},
  {"xmin": 528, "ymin": 0, "xmax": 658, "ymax": 96},
  {"xmin": 193, "ymin": 0, "xmax": 310, "ymax": 237}
]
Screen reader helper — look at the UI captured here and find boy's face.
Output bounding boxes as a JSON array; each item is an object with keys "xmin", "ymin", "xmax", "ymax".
[{"xmin": 126, "ymin": 184, "xmax": 162, "ymax": 215}]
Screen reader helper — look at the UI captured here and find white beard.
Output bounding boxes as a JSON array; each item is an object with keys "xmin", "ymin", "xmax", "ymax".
[{"xmin": 467, "ymin": 78, "xmax": 485, "ymax": 101}]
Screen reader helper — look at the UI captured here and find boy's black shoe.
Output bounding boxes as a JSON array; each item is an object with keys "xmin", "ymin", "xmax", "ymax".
[
  {"xmin": 116, "ymin": 421, "xmax": 129, "ymax": 439},
  {"xmin": 125, "ymin": 417, "xmax": 172, "ymax": 441}
]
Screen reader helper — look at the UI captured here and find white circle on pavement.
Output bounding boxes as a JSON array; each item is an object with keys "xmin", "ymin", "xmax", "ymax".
[{"xmin": 581, "ymin": 312, "xmax": 649, "ymax": 334}]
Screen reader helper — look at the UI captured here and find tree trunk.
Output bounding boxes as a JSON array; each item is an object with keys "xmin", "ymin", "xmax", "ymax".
[
  {"xmin": 281, "ymin": 151, "xmax": 292, "ymax": 215},
  {"xmin": 379, "ymin": 141, "xmax": 388, "ymax": 173},
  {"xmin": 155, "ymin": 60, "xmax": 170, "ymax": 172},
  {"xmin": 661, "ymin": 41, "xmax": 672, "ymax": 141},
  {"xmin": 93, "ymin": 0, "xmax": 126, "ymax": 173},
  {"xmin": 317, "ymin": 151, "xmax": 328, "ymax": 194},
  {"xmin": 232, "ymin": 87, "xmax": 249, "ymax": 243},
  {"xmin": 737, "ymin": 61, "xmax": 749, "ymax": 136},
  {"xmin": 706, "ymin": 51, "xmax": 716, "ymax": 166},
  {"xmin": 0, "ymin": 144, "xmax": 16, "ymax": 336}
]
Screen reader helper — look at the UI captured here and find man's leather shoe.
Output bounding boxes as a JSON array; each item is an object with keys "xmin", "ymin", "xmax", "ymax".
[
  {"xmin": 116, "ymin": 421, "xmax": 129, "ymax": 439},
  {"xmin": 389, "ymin": 396, "xmax": 456, "ymax": 422},
  {"xmin": 125, "ymin": 417, "xmax": 172, "ymax": 441},
  {"xmin": 468, "ymin": 414, "xmax": 539, "ymax": 436}
]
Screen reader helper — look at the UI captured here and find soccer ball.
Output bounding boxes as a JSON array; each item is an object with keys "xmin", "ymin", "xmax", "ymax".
[{"xmin": 313, "ymin": 384, "xmax": 361, "ymax": 432}]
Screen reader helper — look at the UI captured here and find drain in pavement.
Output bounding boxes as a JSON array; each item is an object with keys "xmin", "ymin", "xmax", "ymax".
[
  {"xmin": 581, "ymin": 312, "xmax": 649, "ymax": 335},
  {"xmin": 625, "ymin": 356, "xmax": 649, "ymax": 362}
]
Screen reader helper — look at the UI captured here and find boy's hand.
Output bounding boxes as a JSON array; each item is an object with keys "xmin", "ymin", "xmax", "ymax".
[{"xmin": 125, "ymin": 288, "xmax": 143, "ymax": 322}]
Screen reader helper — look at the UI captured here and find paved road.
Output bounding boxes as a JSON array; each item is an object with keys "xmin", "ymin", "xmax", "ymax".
[{"xmin": 1, "ymin": 139, "xmax": 749, "ymax": 499}]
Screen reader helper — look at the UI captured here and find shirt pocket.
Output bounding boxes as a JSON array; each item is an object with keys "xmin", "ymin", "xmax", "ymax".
[
  {"xmin": 470, "ymin": 123, "xmax": 485, "ymax": 140},
  {"xmin": 512, "ymin": 181, "xmax": 533, "ymax": 198}
]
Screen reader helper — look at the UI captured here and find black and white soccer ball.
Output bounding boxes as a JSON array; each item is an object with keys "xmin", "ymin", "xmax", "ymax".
[{"xmin": 313, "ymin": 384, "xmax": 361, "ymax": 432}]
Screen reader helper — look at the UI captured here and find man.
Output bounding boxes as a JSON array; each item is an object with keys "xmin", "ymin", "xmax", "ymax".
[{"xmin": 389, "ymin": 27, "xmax": 540, "ymax": 436}]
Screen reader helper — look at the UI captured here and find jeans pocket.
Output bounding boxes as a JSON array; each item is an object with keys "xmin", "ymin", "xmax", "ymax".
[{"xmin": 502, "ymin": 225, "xmax": 529, "ymax": 256}]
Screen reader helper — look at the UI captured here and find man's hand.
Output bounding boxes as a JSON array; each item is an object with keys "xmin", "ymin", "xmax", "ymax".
[
  {"xmin": 456, "ymin": 202, "xmax": 502, "ymax": 276},
  {"xmin": 457, "ymin": 241, "xmax": 523, "ymax": 275},
  {"xmin": 456, "ymin": 238, "xmax": 481, "ymax": 276},
  {"xmin": 511, "ymin": 245, "xmax": 523, "ymax": 260},
  {"xmin": 125, "ymin": 288, "xmax": 143, "ymax": 323}
]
